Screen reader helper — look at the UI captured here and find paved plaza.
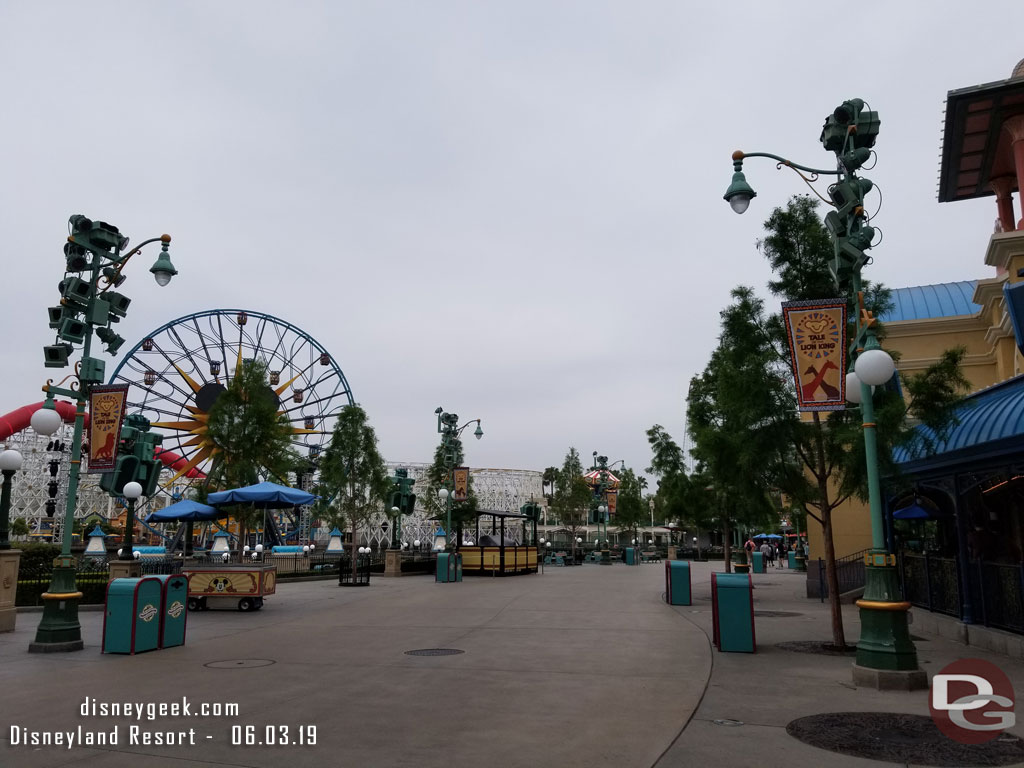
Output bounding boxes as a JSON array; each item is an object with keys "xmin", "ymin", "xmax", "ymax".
[{"xmin": 2, "ymin": 562, "xmax": 1024, "ymax": 767}]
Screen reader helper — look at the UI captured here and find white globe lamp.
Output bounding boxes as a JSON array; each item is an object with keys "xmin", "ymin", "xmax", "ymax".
[{"xmin": 855, "ymin": 348, "xmax": 896, "ymax": 387}]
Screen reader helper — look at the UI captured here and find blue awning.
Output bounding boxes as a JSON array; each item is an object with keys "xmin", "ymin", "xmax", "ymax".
[{"xmin": 893, "ymin": 375, "xmax": 1024, "ymax": 473}]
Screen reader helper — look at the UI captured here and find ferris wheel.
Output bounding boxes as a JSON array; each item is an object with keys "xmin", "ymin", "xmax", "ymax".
[{"xmin": 107, "ymin": 309, "xmax": 355, "ymax": 497}]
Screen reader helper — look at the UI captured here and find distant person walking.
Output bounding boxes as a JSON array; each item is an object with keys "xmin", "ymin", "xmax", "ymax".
[
  {"xmin": 760, "ymin": 541, "xmax": 773, "ymax": 567},
  {"xmin": 744, "ymin": 537, "xmax": 756, "ymax": 568}
]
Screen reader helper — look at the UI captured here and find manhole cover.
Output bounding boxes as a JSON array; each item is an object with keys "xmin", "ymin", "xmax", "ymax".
[
  {"xmin": 405, "ymin": 649, "xmax": 465, "ymax": 657},
  {"xmin": 205, "ymin": 659, "xmax": 276, "ymax": 669},
  {"xmin": 787, "ymin": 712, "xmax": 1024, "ymax": 766},
  {"xmin": 754, "ymin": 610, "xmax": 803, "ymax": 618},
  {"xmin": 776, "ymin": 640, "xmax": 856, "ymax": 656}
]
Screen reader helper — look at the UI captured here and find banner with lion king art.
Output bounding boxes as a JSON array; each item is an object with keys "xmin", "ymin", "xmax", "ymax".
[
  {"xmin": 781, "ymin": 298, "xmax": 848, "ymax": 412},
  {"xmin": 87, "ymin": 384, "xmax": 129, "ymax": 472}
]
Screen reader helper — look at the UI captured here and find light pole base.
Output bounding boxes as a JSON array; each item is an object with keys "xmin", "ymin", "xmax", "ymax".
[
  {"xmin": 383, "ymin": 550, "xmax": 403, "ymax": 577},
  {"xmin": 854, "ymin": 558, "xmax": 922, "ymax": 678},
  {"xmin": 109, "ymin": 560, "xmax": 142, "ymax": 580},
  {"xmin": 851, "ymin": 663, "xmax": 928, "ymax": 691},
  {"xmin": 600, "ymin": 549, "xmax": 612, "ymax": 565},
  {"xmin": 29, "ymin": 564, "xmax": 83, "ymax": 653},
  {"xmin": 0, "ymin": 549, "xmax": 23, "ymax": 633}
]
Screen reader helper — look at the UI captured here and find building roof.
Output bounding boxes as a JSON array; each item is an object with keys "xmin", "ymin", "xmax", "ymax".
[
  {"xmin": 879, "ymin": 281, "xmax": 981, "ymax": 323},
  {"xmin": 938, "ymin": 72, "xmax": 1024, "ymax": 203},
  {"xmin": 893, "ymin": 375, "xmax": 1024, "ymax": 472}
]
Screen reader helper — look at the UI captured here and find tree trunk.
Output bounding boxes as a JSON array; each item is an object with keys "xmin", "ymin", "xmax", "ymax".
[
  {"xmin": 239, "ymin": 520, "xmax": 247, "ymax": 563},
  {"xmin": 722, "ymin": 515, "xmax": 732, "ymax": 573},
  {"xmin": 351, "ymin": 517, "xmax": 358, "ymax": 583},
  {"xmin": 811, "ymin": 412, "xmax": 846, "ymax": 649},
  {"xmin": 821, "ymin": 505, "xmax": 846, "ymax": 647}
]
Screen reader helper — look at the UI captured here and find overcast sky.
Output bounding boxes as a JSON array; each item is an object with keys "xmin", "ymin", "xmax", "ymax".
[{"xmin": 3, "ymin": 2, "xmax": 1022, "ymax": 482}]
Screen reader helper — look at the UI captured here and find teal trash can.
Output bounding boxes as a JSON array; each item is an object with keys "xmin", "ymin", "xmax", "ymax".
[
  {"xmin": 787, "ymin": 551, "xmax": 797, "ymax": 569},
  {"xmin": 152, "ymin": 573, "xmax": 190, "ymax": 648},
  {"xmin": 436, "ymin": 552, "xmax": 463, "ymax": 583},
  {"xmin": 711, "ymin": 572, "xmax": 756, "ymax": 653},
  {"xmin": 625, "ymin": 547, "xmax": 637, "ymax": 565},
  {"xmin": 752, "ymin": 551, "xmax": 765, "ymax": 574},
  {"xmin": 103, "ymin": 577, "xmax": 164, "ymax": 654},
  {"xmin": 665, "ymin": 560, "xmax": 691, "ymax": 605}
]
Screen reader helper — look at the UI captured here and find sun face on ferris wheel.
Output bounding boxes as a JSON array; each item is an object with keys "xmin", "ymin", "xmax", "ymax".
[{"xmin": 108, "ymin": 309, "xmax": 354, "ymax": 490}]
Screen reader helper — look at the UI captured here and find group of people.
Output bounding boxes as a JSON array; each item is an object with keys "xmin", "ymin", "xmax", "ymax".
[{"xmin": 743, "ymin": 537, "xmax": 800, "ymax": 568}]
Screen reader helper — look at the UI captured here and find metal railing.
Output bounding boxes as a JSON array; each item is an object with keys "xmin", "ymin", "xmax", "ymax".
[
  {"xmin": 974, "ymin": 560, "xmax": 1024, "ymax": 633},
  {"xmin": 899, "ymin": 553, "xmax": 960, "ymax": 618},
  {"xmin": 16, "ymin": 558, "xmax": 110, "ymax": 606},
  {"xmin": 817, "ymin": 548, "xmax": 869, "ymax": 602}
]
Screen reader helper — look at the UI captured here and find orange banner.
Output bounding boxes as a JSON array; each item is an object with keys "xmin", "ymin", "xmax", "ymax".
[
  {"xmin": 606, "ymin": 489, "xmax": 618, "ymax": 517},
  {"xmin": 453, "ymin": 467, "xmax": 469, "ymax": 502},
  {"xmin": 782, "ymin": 299, "xmax": 848, "ymax": 411},
  {"xmin": 87, "ymin": 384, "xmax": 129, "ymax": 472}
]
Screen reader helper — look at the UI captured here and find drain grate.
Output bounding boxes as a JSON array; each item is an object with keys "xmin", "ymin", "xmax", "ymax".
[
  {"xmin": 787, "ymin": 712, "xmax": 1024, "ymax": 766},
  {"xmin": 405, "ymin": 648, "xmax": 465, "ymax": 657},
  {"xmin": 205, "ymin": 659, "xmax": 276, "ymax": 669},
  {"xmin": 753, "ymin": 610, "xmax": 803, "ymax": 618}
]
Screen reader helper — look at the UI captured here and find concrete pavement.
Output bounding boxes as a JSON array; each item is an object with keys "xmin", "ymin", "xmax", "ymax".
[{"xmin": 0, "ymin": 559, "xmax": 1022, "ymax": 767}]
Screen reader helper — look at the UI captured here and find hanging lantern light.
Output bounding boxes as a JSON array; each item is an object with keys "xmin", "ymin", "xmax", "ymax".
[{"xmin": 142, "ymin": 338, "xmax": 154, "ymax": 352}]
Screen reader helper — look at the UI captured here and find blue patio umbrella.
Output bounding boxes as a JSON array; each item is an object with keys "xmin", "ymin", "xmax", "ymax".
[
  {"xmin": 207, "ymin": 481, "xmax": 317, "ymax": 507},
  {"xmin": 146, "ymin": 499, "xmax": 222, "ymax": 523},
  {"xmin": 893, "ymin": 502, "xmax": 933, "ymax": 520},
  {"xmin": 208, "ymin": 481, "xmax": 318, "ymax": 549}
]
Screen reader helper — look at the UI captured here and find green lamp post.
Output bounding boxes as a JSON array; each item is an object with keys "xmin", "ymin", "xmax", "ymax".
[
  {"xmin": 723, "ymin": 99, "xmax": 926, "ymax": 689},
  {"xmin": 590, "ymin": 453, "xmax": 617, "ymax": 564},
  {"xmin": 388, "ymin": 467, "xmax": 417, "ymax": 548},
  {"xmin": 28, "ymin": 215, "xmax": 178, "ymax": 653},
  {"xmin": 434, "ymin": 407, "xmax": 483, "ymax": 551}
]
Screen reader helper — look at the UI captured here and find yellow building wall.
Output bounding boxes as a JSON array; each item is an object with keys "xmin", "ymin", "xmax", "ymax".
[{"xmin": 812, "ymin": 231, "xmax": 1024, "ymax": 561}]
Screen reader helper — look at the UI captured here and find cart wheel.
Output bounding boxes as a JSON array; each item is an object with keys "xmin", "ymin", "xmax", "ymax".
[
  {"xmin": 187, "ymin": 598, "xmax": 200, "ymax": 611},
  {"xmin": 238, "ymin": 598, "xmax": 254, "ymax": 612}
]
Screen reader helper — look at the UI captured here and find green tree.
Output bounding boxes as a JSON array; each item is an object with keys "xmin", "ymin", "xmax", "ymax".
[
  {"xmin": 687, "ymin": 287, "xmax": 793, "ymax": 571},
  {"xmin": 542, "ymin": 466, "xmax": 559, "ymax": 501},
  {"xmin": 11, "ymin": 518, "xmax": 30, "ymax": 538},
  {"xmin": 318, "ymin": 404, "xmax": 391, "ymax": 580},
  {"xmin": 423, "ymin": 432, "xmax": 478, "ymax": 545},
  {"xmin": 549, "ymin": 448, "xmax": 591, "ymax": 554},
  {"xmin": 204, "ymin": 359, "xmax": 302, "ymax": 551},
  {"xmin": 646, "ymin": 425, "xmax": 693, "ymax": 529},
  {"xmin": 613, "ymin": 467, "xmax": 645, "ymax": 545},
  {"xmin": 746, "ymin": 195, "xmax": 969, "ymax": 648}
]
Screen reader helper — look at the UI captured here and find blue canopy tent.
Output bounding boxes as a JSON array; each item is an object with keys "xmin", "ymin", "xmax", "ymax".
[
  {"xmin": 208, "ymin": 481, "xmax": 317, "ymax": 507},
  {"xmin": 892, "ymin": 503, "xmax": 934, "ymax": 520},
  {"xmin": 208, "ymin": 482, "xmax": 318, "ymax": 548},
  {"xmin": 145, "ymin": 499, "xmax": 224, "ymax": 555},
  {"xmin": 146, "ymin": 500, "xmax": 222, "ymax": 522}
]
